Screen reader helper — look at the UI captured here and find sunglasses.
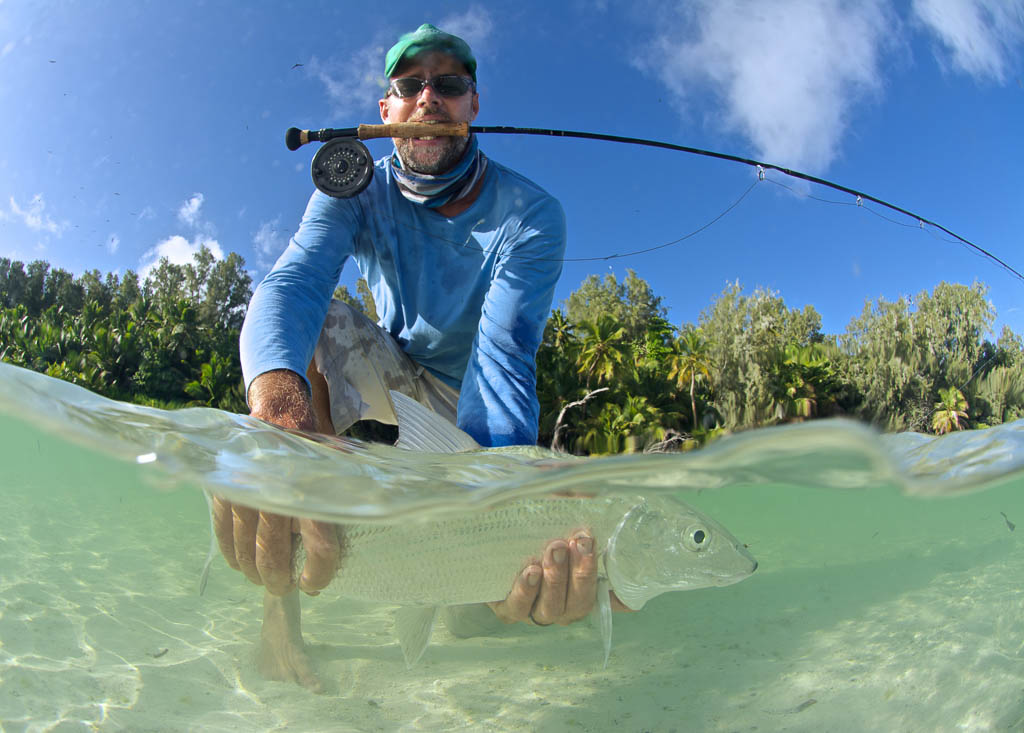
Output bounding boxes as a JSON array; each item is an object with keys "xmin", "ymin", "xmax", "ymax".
[{"xmin": 388, "ymin": 75, "xmax": 475, "ymax": 99}]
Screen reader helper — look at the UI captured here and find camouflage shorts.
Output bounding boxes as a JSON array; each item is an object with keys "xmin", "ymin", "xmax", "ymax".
[{"xmin": 312, "ymin": 299, "xmax": 459, "ymax": 434}]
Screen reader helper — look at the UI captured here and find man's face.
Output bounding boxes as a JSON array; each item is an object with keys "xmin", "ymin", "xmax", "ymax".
[{"xmin": 379, "ymin": 51, "xmax": 479, "ymax": 175}]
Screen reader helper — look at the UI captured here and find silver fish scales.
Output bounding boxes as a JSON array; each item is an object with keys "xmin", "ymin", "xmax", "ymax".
[
  {"xmin": 332, "ymin": 493, "xmax": 703, "ymax": 607},
  {"xmin": 316, "ymin": 393, "xmax": 758, "ymax": 668}
]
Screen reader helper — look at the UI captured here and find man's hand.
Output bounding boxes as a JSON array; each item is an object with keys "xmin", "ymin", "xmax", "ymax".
[
  {"xmin": 488, "ymin": 533, "xmax": 631, "ymax": 626},
  {"xmin": 211, "ymin": 499, "xmax": 340, "ymax": 596},
  {"xmin": 212, "ymin": 369, "xmax": 340, "ymax": 596}
]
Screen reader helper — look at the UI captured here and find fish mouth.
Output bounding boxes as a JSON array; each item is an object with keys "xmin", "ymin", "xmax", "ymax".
[{"xmin": 713, "ymin": 559, "xmax": 758, "ymax": 586}]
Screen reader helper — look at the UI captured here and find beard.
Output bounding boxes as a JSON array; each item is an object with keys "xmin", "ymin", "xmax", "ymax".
[{"xmin": 394, "ymin": 133, "xmax": 470, "ymax": 175}]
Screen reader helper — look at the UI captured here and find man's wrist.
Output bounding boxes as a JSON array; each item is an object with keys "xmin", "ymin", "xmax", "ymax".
[{"xmin": 247, "ymin": 369, "xmax": 315, "ymax": 431}]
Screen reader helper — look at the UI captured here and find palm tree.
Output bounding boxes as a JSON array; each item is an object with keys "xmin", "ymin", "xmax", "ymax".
[
  {"xmin": 546, "ymin": 309, "xmax": 576, "ymax": 352},
  {"xmin": 667, "ymin": 329, "xmax": 713, "ymax": 430},
  {"xmin": 767, "ymin": 343, "xmax": 846, "ymax": 423},
  {"xmin": 612, "ymin": 395, "xmax": 665, "ymax": 453},
  {"xmin": 576, "ymin": 315, "xmax": 627, "ymax": 388},
  {"xmin": 932, "ymin": 386, "xmax": 968, "ymax": 434}
]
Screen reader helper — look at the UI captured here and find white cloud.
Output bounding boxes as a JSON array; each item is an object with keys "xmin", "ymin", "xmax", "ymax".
[
  {"xmin": 177, "ymin": 193, "xmax": 204, "ymax": 227},
  {"xmin": 637, "ymin": 0, "xmax": 896, "ymax": 172},
  {"xmin": 138, "ymin": 234, "xmax": 224, "ymax": 280},
  {"xmin": 253, "ymin": 217, "xmax": 289, "ymax": 270},
  {"xmin": 438, "ymin": 6, "xmax": 495, "ymax": 56},
  {"xmin": 308, "ymin": 12, "xmax": 495, "ymax": 118},
  {"xmin": 8, "ymin": 194, "xmax": 68, "ymax": 235},
  {"xmin": 107, "ymin": 233, "xmax": 120, "ymax": 254},
  {"xmin": 141, "ymin": 193, "xmax": 224, "ymax": 277},
  {"xmin": 913, "ymin": 0, "xmax": 1024, "ymax": 82},
  {"xmin": 1, "ymin": 41, "xmax": 15, "ymax": 58},
  {"xmin": 308, "ymin": 37, "xmax": 391, "ymax": 119}
]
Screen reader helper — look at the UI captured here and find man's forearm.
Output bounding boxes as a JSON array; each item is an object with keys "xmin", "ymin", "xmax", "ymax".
[{"xmin": 247, "ymin": 369, "xmax": 316, "ymax": 431}]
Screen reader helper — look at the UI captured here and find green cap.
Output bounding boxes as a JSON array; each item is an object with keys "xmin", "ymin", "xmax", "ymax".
[{"xmin": 384, "ymin": 23, "xmax": 477, "ymax": 81}]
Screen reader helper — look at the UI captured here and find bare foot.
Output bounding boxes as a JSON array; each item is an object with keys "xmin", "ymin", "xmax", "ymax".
[{"xmin": 258, "ymin": 590, "xmax": 323, "ymax": 692}]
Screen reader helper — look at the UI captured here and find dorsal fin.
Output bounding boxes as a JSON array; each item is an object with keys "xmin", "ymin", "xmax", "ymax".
[{"xmin": 390, "ymin": 390, "xmax": 480, "ymax": 453}]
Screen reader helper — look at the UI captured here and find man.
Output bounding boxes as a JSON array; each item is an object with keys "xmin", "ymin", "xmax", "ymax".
[{"xmin": 213, "ymin": 24, "xmax": 617, "ymax": 691}]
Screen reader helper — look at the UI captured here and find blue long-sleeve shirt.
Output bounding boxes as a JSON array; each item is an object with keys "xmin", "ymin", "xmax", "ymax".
[{"xmin": 239, "ymin": 154, "xmax": 566, "ymax": 447}]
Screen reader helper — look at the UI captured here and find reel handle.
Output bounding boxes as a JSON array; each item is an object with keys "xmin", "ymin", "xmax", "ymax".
[{"xmin": 356, "ymin": 122, "xmax": 470, "ymax": 140}]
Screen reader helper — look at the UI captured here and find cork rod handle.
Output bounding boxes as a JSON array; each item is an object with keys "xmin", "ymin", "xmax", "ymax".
[{"xmin": 357, "ymin": 122, "xmax": 470, "ymax": 139}]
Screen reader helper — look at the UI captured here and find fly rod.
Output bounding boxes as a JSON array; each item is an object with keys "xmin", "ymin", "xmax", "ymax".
[{"xmin": 285, "ymin": 122, "xmax": 1021, "ymax": 282}]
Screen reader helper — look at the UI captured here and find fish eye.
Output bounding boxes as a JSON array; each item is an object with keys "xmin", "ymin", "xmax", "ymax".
[{"xmin": 682, "ymin": 524, "xmax": 710, "ymax": 551}]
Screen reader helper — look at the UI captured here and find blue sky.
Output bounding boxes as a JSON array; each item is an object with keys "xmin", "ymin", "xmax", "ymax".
[{"xmin": 1, "ymin": 0, "xmax": 1022, "ymax": 339}]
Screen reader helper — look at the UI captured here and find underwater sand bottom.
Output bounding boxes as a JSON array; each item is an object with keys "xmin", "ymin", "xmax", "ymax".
[{"xmin": 1, "ymin": 440, "xmax": 1023, "ymax": 731}]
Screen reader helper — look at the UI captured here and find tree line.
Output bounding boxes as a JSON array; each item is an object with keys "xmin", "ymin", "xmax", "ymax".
[
  {"xmin": 2, "ymin": 251, "xmax": 1022, "ymax": 453},
  {"xmin": 0, "ymin": 248, "xmax": 251, "ymax": 412},
  {"xmin": 537, "ymin": 272, "xmax": 1023, "ymax": 452}
]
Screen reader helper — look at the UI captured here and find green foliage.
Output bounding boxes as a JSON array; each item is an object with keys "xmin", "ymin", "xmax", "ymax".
[
  {"xmin": 839, "ymin": 281, "xmax": 1000, "ymax": 431},
  {"xmin": 0, "ymin": 247, "xmax": 252, "ymax": 412},
  {"xmin": 576, "ymin": 315, "xmax": 628, "ymax": 387},
  {"xmin": 538, "ymin": 274, "xmax": 1023, "ymax": 456},
  {"xmin": 333, "ymin": 278, "xmax": 379, "ymax": 322},
  {"xmin": 4, "ymin": 249, "xmax": 1022, "ymax": 455},
  {"xmin": 564, "ymin": 269, "xmax": 667, "ymax": 344},
  {"xmin": 667, "ymin": 328, "xmax": 713, "ymax": 431},
  {"xmin": 767, "ymin": 343, "xmax": 845, "ymax": 423},
  {"xmin": 973, "ymin": 365, "xmax": 1024, "ymax": 425},
  {"xmin": 577, "ymin": 396, "xmax": 660, "ymax": 455},
  {"xmin": 697, "ymin": 281, "xmax": 826, "ymax": 429},
  {"xmin": 932, "ymin": 386, "xmax": 969, "ymax": 434}
]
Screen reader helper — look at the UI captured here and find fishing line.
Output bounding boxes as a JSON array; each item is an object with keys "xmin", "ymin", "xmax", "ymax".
[
  {"xmin": 764, "ymin": 175, "xmax": 979, "ymax": 255},
  {"xmin": 378, "ymin": 178, "xmax": 759, "ymax": 263},
  {"xmin": 763, "ymin": 176, "xmax": 861, "ymax": 208},
  {"xmin": 286, "ymin": 122, "xmax": 1024, "ymax": 283}
]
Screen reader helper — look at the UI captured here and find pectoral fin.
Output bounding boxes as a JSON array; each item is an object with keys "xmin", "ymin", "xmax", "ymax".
[
  {"xmin": 395, "ymin": 606, "xmax": 439, "ymax": 668},
  {"xmin": 597, "ymin": 578, "xmax": 613, "ymax": 668}
]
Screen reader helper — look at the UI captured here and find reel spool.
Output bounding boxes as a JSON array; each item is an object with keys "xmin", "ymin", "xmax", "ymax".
[{"xmin": 311, "ymin": 137, "xmax": 373, "ymax": 198}]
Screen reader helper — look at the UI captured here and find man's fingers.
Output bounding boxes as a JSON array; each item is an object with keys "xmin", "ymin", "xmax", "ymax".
[
  {"xmin": 256, "ymin": 511, "xmax": 296, "ymax": 595},
  {"xmin": 296, "ymin": 519, "xmax": 341, "ymax": 595},
  {"xmin": 231, "ymin": 504, "xmax": 262, "ymax": 585},
  {"xmin": 211, "ymin": 496, "xmax": 239, "ymax": 570},
  {"xmin": 218, "ymin": 502, "xmax": 339, "ymax": 596},
  {"xmin": 563, "ymin": 534, "xmax": 598, "ymax": 622},
  {"xmin": 530, "ymin": 540, "xmax": 570, "ymax": 625},
  {"xmin": 488, "ymin": 564, "xmax": 541, "ymax": 624}
]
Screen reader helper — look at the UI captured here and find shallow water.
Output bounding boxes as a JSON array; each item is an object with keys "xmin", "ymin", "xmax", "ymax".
[{"xmin": 1, "ymin": 361, "xmax": 1023, "ymax": 732}]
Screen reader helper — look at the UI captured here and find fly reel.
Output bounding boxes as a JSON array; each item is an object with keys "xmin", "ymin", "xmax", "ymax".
[{"xmin": 310, "ymin": 137, "xmax": 374, "ymax": 198}]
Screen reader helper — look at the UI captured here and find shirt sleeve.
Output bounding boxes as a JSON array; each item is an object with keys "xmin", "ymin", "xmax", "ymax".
[
  {"xmin": 239, "ymin": 191, "xmax": 359, "ymax": 394},
  {"xmin": 456, "ymin": 196, "xmax": 566, "ymax": 446}
]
